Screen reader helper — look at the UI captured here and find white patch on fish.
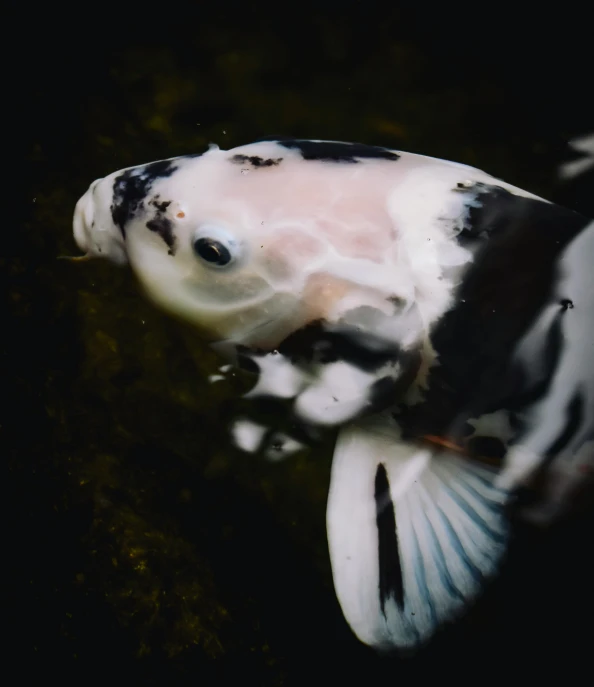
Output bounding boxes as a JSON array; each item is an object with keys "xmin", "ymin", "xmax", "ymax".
[
  {"xmin": 243, "ymin": 351, "xmax": 309, "ymax": 400},
  {"xmin": 294, "ymin": 360, "xmax": 401, "ymax": 427},
  {"xmin": 467, "ymin": 410, "xmax": 515, "ymax": 444},
  {"xmin": 230, "ymin": 418, "xmax": 267, "ymax": 454}
]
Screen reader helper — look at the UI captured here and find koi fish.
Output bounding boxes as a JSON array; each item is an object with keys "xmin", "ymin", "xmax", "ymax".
[{"xmin": 71, "ymin": 138, "xmax": 593, "ymax": 651}]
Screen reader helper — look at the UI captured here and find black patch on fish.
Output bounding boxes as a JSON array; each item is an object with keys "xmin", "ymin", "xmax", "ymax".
[
  {"xmin": 276, "ymin": 139, "xmax": 400, "ymax": 164},
  {"xmin": 230, "ymin": 154, "xmax": 282, "ymax": 167},
  {"xmin": 398, "ymin": 196, "xmax": 591, "ymax": 441},
  {"xmin": 236, "ymin": 347, "xmax": 262, "ymax": 375},
  {"xmin": 247, "ymin": 395, "xmax": 294, "ymax": 418},
  {"xmin": 375, "ymin": 463, "xmax": 405, "ymax": 613},
  {"xmin": 146, "ymin": 195, "xmax": 177, "ymax": 255},
  {"xmin": 367, "ymin": 376, "xmax": 402, "ymax": 414},
  {"xmin": 150, "ymin": 197, "xmax": 172, "ymax": 213},
  {"xmin": 146, "ymin": 216, "xmax": 176, "ymax": 255},
  {"xmin": 544, "ymin": 390, "xmax": 584, "ymax": 458},
  {"xmin": 467, "ymin": 436, "xmax": 507, "ymax": 461},
  {"xmin": 560, "ymin": 298, "xmax": 574, "ymax": 310},
  {"xmin": 457, "ymin": 184, "xmax": 519, "ymax": 243},
  {"xmin": 366, "ymin": 352, "xmax": 422, "ymax": 416},
  {"xmin": 285, "ymin": 418, "xmax": 325, "ymax": 445},
  {"xmin": 277, "ymin": 320, "xmax": 401, "ymax": 371},
  {"xmin": 111, "ymin": 159, "xmax": 178, "ymax": 237}
]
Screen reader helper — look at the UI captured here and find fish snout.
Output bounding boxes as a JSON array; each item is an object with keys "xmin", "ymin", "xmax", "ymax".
[{"xmin": 72, "ymin": 180, "xmax": 128, "ymax": 265}]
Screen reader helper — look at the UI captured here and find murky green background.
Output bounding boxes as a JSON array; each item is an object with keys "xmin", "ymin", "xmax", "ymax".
[{"xmin": 5, "ymin": 4, "xmax": 592, "ymax": 684}]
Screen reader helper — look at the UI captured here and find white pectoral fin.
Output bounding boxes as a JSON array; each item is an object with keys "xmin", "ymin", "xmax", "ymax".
[{"xmin": 326, "ymin": 418, "xmax": 511, "ymax": 651}]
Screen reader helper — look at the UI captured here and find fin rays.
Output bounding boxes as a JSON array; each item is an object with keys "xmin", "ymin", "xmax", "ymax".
[{"xmin": 327, "ymin": 421, "xmax": 510, "ymax": 651}]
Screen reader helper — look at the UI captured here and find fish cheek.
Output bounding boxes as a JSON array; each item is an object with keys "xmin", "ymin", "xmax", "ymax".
[
  {"xmin": 260, "ymin": 231, "xmax": 328, "ymax": 289},
  {"xmin": 181, "ymin": 272, "xmax": 273, "ymax": 306},
  {"xmin": 299, "ymin": 273, "xmax": 365, "ymax": 323}
]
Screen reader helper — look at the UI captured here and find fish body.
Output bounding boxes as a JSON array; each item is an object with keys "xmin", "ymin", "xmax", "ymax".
[{"xmin": 72, "ymin": 138, "xmax": 593, "ymax": 651}]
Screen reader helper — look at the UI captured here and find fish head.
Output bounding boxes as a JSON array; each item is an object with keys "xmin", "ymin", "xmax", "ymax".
[
  {"xmin": 73, "ymin": 140, "xmax": 471, "ymax": 352},
  {"xmin": 73, "ymin": 147, "xmax": 308, "ymax": 347}
]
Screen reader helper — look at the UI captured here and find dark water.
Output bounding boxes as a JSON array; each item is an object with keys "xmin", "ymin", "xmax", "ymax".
[{"xmin": 5, "ymin": 4, "xmax": 593, "ymax": 684}]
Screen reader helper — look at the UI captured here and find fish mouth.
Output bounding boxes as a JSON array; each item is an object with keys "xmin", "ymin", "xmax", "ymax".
[{"xmin": 71, "ymin": 180, "xmax": 129, "ymax": 265}]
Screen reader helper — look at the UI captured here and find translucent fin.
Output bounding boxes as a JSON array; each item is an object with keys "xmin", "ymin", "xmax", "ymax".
[
  {"xmin": 559, "ymin": 132, "xmax": 594, "ymax": 180},
  {"xmin": 326, "ymin": 416, "xmax": 510, "ymax": 651}
]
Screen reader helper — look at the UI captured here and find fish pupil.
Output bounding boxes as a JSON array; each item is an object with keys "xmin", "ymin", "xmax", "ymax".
[{"xmin": 194, "ymin": 237, "xmax": 232, "ymax": 266}]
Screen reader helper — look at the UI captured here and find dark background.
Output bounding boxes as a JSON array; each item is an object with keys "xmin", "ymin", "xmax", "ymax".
[{"xmin": 5, "ymin": 2, "xmax": 593, "ymax": 684}]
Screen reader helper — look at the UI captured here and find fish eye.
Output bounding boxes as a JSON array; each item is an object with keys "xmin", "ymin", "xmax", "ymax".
[
  {"xmin": 194, "ymin": 238, "xmax": 232, "ymax": 265},
  {"xmin": 191, "ymin": 225, "xmax": 241, "ymax": 268}
]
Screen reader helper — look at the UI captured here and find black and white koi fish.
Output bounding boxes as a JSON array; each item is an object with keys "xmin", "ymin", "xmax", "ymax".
[{"xmin": 72, "ymin": 137, "xmax": 593, "ymax": 652}]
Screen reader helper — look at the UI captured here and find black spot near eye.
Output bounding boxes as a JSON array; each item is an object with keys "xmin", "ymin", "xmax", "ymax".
[
  {"xmin": 193, "ymin": 238, "xmax": 232, "ymax": 266},
  {"xmin": 111, "ymin": 159, "xmax": 178, "ymax": 237}
]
